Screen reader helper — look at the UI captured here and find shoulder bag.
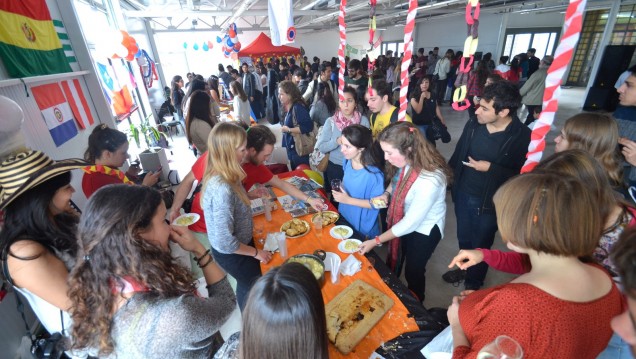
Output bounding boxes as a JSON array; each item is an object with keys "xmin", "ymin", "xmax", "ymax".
[{"xmin": 291, "ymin": 106, "xmax": 318, "ymax": 157}]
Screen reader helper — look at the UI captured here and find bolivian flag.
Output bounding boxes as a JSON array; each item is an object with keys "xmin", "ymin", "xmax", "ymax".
[{"xmin": 0, "ymin": 0, "xmax": 71, "ymax": 77}]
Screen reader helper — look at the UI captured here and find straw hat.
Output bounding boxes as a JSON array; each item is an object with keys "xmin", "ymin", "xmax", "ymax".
[{"xmin": 0, "ymin": 150, "xmax": 87, "ymax": 210}]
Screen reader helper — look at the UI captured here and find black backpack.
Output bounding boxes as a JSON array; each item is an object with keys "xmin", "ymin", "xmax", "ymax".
[{"xmin": 369, "ymin": 107, "xmax": 399, "ymax": 129}]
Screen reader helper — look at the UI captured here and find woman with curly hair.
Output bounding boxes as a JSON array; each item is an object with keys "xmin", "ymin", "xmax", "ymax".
[
  {"xmin": 68, "ymin": 184, "xmax": 235, "ymax": 358},
  {"xmin": 201, "ymin": 122, "xmax": 272, "ymax": 310},
  {"xmin": 554, "ymin": 112, "xmax": 623, "ymax": 189},
  {"xmin": 358, "ymin": 122, "xmax": 452, "ymax": 302}
]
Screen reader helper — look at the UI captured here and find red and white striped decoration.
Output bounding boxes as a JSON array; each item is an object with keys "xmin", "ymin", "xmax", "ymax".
[
  {"xmin": 521, "ymin": 0, "xmax": 587, "ymax": 173},
  {"xmin": 337, "ymin": 0, "xmax": 347, "ymax": 101},
  {"xmin": 452, "ymin": 0, "xmax": 480, "ymax": 112},
  {"xmin": 397, "ymin": 0, "xmax": 418, "ymax": 122}
]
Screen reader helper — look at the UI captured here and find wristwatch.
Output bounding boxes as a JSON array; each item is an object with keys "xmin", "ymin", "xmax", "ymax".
[{"xmin": 374, "ymin": 236, "xmax": 382, "ymax": 247}]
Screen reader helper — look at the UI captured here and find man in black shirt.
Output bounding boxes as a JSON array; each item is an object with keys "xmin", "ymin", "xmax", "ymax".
[
  {"xmin": 527, "ymin": 48, "xmax": 540, "ymax": 77},
  {"xmin": 447, "ymin": 81, "xmax": 531, "ymax": 290}
]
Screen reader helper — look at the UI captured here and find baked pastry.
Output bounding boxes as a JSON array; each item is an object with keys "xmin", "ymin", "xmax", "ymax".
[{"xmin": 325, "ymin": 280, "xmax": 394, "ymax": 354}]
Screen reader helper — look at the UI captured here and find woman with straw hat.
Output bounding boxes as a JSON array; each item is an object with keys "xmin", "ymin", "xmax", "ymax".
[{"xmin": 0, "ymin": 150, "xmax": 88, "ymax": 356}]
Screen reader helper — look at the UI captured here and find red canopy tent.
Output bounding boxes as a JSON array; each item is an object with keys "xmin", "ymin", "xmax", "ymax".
[{"xmin": 238, "ymin": 33, "xmax": 301, "ymax": 62}]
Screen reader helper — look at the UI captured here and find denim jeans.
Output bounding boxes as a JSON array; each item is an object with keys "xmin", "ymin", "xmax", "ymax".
[
  {"xmin": 596, "ymin": 333, "xmax": 635, "ymax": 359},
  {"xmin": 454, "ymin": 190, "xmax": 498, "ymax": 289},
  {"xmin": 212, "ymin": 243, "xmax": 262, "ymax": 311},
  {"xmin": 286, "ymin": 148, "xmax": 309, "ymax": 171}
]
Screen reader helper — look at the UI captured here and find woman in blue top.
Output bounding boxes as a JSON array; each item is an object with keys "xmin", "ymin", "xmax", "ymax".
[
  {"xmin": 331, "ymin": 125, "xmax": 385, "ymax": 238},
  {"xmin": 279, "ymin": 80, "xmax": 314, "ymax": 169}
]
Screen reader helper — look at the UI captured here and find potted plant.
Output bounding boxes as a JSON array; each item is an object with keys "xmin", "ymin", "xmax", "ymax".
[{"xmin": 128, "ymin": 113, "xmax": 167, "ymax": 149}]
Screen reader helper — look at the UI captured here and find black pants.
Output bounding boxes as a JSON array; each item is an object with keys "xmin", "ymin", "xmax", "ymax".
[
  {"xmin": 397, "ymin": 225, "xmax": 442, "ymax": 302},
  {"xmin": 435, "ymin": 79, "xmax": 447, "ymax": 105},
  {"xmin": 524, "ymin": 105, "xmax": 540, "ymax": 125},
  {"xmin": 323, "ymin": 161, "xmax": 344, "ymax": 207},
  {"xmin": 212, "ymin": 243, "xmax": 262, "ymax": 311}
]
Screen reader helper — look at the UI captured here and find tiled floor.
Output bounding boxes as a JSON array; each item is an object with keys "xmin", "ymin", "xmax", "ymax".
[{"xmin": 161, "ymin": 86, "xmax": 588, "ymax": 331}]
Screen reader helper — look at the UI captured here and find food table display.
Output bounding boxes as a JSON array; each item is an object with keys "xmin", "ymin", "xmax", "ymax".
[{"xmin": 255, "ymin": 171, "xmax": 420, "ymax": 358}]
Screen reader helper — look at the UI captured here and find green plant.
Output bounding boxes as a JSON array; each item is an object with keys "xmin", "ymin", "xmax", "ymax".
[{"xmin": 128, "ymin": 113, "xmax": 165, "ymax": 148}]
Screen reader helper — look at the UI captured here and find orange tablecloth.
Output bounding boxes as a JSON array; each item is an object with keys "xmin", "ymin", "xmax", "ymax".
[{"xmin": 256, "ymin": 173, "xmax": 418, "ymax": 358}]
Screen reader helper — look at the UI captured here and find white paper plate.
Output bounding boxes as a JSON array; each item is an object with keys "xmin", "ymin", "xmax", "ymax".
[
  {"xmin": 338, "ymin": 239, "xmax": 362, "ymax": 254},
  {"xmin": 172, "ymin": 213, "xmax": 200, "ymax": 226},
  {"xmin": 330, "ymin": 225, "xmax": 353, "ymax": 239}
]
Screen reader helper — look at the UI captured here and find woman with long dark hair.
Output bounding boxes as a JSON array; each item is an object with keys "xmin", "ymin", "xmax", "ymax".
[
  {"xmin": 68, "ymin": 185, "xmax": 235, "ymax": 358},
  {"xmin": 279, "ymin": 80, "xmax": 314, "ymax": 169},
  {"xmin": 183, "ymin": 78, "xmax": 220, "ymax": 121},
  {"xmin": 309, "ymin": 82, "xmax": 337, "ymax": 127},
  {"xmin": 358, "ymin": 122, "xmax": 452, "ymax": 302},
  {"xmin": 207, "ymin": 75, "xmax": 222, "ymax": 105},
  {"xmin": 201, "ymin": 123, "xmax": 271, "ymax": 310},
  {"xmin": 0, "ymin": 150, "xmax": 88, "ymax": 356},
  {"xmin": 82, "ymin": 125, "xmax": 160, "ymax": 198},
  {"xmin": 170, "ymin": 75, "xmax": 185, "ymax": 121},
  {"xmin": 331, "ymin": 125, "xmax": 384, "ymax": 238},
  {"xmin": 410, "ymin": 76, "xmax": 445, "ymax": 146},
  {"xmin": 315, "ymin": 86, "xmax": 369, "ymax": 196},
  {"xmin": 185, "ymin": 90, "xmax": 218, "ymax": 154},
  {"xmin": 214, "ymin": 263, "xmax": 328, "ymax": 359}
]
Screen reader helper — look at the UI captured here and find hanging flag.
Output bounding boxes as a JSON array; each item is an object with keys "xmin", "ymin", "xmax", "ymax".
[
  {"xmin": 53, "ymin": 19, "xmax": 76, "ymax": 64},
  {"xmin": 0, "ymin": 0, "xmax": 72, "ymax": 77},
  {"xmin": 60, "ymin": 79, "xmax": 94, "ymax": 129},
  {"xmin": 31, "ymin": 83, "xmax": 78, "ymax": 147},
  {"xmin": 96, "ymin": 61, "xmax": 133, "ymax": 115},
  {"xmin": 268, "ymin": 0, "xmax": 294, "ymax": 46}
]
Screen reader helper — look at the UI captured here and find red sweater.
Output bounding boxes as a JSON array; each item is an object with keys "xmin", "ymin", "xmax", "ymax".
[
  {"xmin": 82, "ymin": 171, "xmax": 124, "ymax": 198},
  {"xmin": 452, "ymin": 271, "xmax": 624, "ymax": 359}
]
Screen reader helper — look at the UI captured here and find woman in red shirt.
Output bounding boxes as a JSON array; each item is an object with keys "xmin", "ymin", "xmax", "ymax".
[
  {"xmin": 82, "ymin": 125, "xmax": 160, "ymax": 198},
  {"xmin": 448, "ymin": 173, "xmax": 624, "ymax": 359}
]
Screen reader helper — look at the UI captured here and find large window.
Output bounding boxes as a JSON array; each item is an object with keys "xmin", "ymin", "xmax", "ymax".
[
  {"xmin": 501, "ymin": 28, "xmax": 561, "ymax": 60},
  {"xmin": 381, "ymin": 41, "xmax": 405, "ymax": 56}
]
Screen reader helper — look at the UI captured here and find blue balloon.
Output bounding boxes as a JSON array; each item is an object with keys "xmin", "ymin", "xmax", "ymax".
[
  {"xmin": 134, "ymin": 48, "xmax": 142, "ymax": 58},
  {"xmin": 183, "ymin": 42, "xmax": 187, "ymax": 49},
  {"xmin": 203, "ymin": 43, "xmax": 209, "ymax": 51},
  {"xmin": 216, "ymin": 36, "xmax": 222, "ymax": 43},
  {"xmin": 226, "ymin": 37, "xmax": 234, "ymax": 47},
  {"xmin": 193, "ymin": 43, "xmax": 199, "ymax": 51}
]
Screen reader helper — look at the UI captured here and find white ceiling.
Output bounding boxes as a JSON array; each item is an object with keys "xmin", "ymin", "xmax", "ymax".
[{"xmin": 121, "ymin": 0, "xmax": 630, "ymax": 33}]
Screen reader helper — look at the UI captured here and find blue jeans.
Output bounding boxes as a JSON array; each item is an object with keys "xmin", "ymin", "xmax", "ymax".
[
  {"xmin": 596, "ymin": 333, "xmax": 635, "ymax": 359},
  {"xmin": 454, "ymin": 190, "xmax": 498, "ymax": 290},
  {"xmin": 212, "ymin": 243, "xmax": 262, "ymax": 311},
  {"xmin": 286, "ymin": 148, "xmax": 309, "ymax": 171}
]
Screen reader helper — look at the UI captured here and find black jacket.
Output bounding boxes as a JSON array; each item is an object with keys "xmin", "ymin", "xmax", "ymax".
[{"xmin": 448, "ymin": 117, "xmax": 531, "ymax": 213}]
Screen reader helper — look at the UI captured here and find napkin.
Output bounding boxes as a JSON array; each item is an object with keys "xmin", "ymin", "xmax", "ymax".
[
  {"xmin": 340, "ymin": 254, "xmax": 361, "ymax": 276},
  {"xmin": 323, "ymin": 252, "xmax": 340, "ymax": 271},
  {"xmin": 330, "ymin": 255, "xmax": 341, "ymax": 284},
  {"xmin": 263, "ymin": 233, "xmax": 280, "ymax": 252}
]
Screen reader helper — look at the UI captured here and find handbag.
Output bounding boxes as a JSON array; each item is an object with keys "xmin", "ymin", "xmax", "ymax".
[
  {"xmin": 291, "ymin": 107, "xmax": 318, "ymax": 157},
  {"xmin": 429, "ymin": 117, "xmax": 452, "ymax": 143},
  {"xmin": 309, "ymin": 123, "xmax": 329, "ymax": 172}
]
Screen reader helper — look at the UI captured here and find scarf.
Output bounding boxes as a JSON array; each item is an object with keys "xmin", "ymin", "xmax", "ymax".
[
  {"xmin": 334, "ymin": 109, "xmax": 362, "ymax": 132},
  {"xmin": 386, "ymin": 166, "xmax": 420, "ymax": 273},
  {"xmin": 82, "ymin": 165, "xmax": 134, "ymax": 185},
  {"xmin": 110, "ymin": 276, "xmax": 150, "ymax": 295}
]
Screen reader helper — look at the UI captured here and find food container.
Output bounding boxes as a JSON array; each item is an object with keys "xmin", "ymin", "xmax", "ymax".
[{"xmin": 285, "ymin": 249, "xmax": 327, "ymax": 287}]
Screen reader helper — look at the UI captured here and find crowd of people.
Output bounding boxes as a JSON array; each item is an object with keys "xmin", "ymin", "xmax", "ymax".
[{"xmin": 3, "ymin": 47, "xmax": 636, "ymax": 359}]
